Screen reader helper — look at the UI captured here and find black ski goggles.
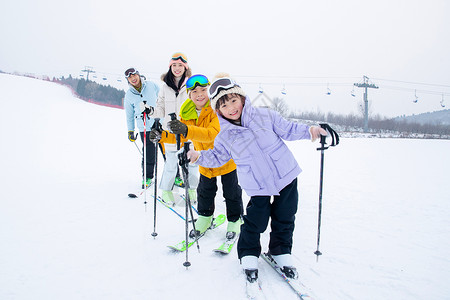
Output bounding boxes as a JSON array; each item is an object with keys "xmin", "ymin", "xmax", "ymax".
[
  {"xmin": 208, "ymin": 78, "xmax": 239, "ymax": 99},
  {"xmin": 124, "ymin": 68, "xmax": 138, "ymax": 78}
]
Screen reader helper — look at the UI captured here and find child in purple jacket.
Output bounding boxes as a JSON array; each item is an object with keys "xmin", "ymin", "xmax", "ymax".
[{"xmin": 187, "ymin": 74, "xmax": 327, "ymax": 285}]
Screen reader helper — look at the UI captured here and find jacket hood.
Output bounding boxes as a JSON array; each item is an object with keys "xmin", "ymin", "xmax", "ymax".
[{"xmin": 180, "ymin": 98, "xmax": 211, "ymax": 121}]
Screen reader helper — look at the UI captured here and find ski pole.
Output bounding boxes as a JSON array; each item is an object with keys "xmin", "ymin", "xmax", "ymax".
[
  {"xmin": 141, "ymin": 100, "xmax": 154, "ymax": 212},
  {"xmin": 143, "ymin": 111, "xmax": 148, "ymax": 212},
  {"xmin": 169, "ymin": 112, "xmax": 184, "ymax": 189},
  {"xmin": 151, "ymin": 118, "xmax": 161, "ymax": 238},
  {"xmin": 314, "ymin": 123, "xmax": 339, "ymax": 261},
  {"xmin": 133, "ymin": 132, "xmax": 142, "ymax": 155},
  {"xmin": 178, "ymin": 142, "xmax": 200, "ymax": 268},
  {"xmin": 168, "ymin": 113, "xmax": 181, "ymax": 150}
]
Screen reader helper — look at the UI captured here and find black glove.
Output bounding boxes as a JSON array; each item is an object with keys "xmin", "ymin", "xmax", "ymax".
[
  {"xmin": 149, "ymin": 128, "xmax": 162, "ymax": 142},
  {"xmin": 168, "ymin": 119, "xmax": 188, "ymax": 136},
  {"xmin": 128, "ymin": 130, "xmax": 136, "ymax": 142}
]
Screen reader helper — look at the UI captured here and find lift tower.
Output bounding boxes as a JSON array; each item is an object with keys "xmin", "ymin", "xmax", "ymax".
[
  {"xmin": 81, "ymin": 66, "xmax": 95, "ymax": 81},
  {"xmin": 354, "ymin": 76, "xmax": 378, "ymax": 133}
]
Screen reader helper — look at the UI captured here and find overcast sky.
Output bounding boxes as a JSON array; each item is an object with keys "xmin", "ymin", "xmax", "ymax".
[{"xmin": 1, "ymin": 0, "xmax": 449, "ymax": 117}]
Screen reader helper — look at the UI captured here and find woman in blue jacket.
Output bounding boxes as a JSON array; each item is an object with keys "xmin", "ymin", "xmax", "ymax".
[{"xmin": 124, "ymin": 67, "xmax": 160, "ymax": 188}]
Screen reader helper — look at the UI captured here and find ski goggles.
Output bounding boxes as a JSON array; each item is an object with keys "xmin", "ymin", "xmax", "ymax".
[
  {"xmin": 186, "ymin": 74, "xmax": 210, "ymax": 91},
  {"xmin": 208, "ymin": 78, "xmax": 239, "ymax": 99},
  {"xmin": 171, "ymin": 52, "xmax": 188, "ymax": 63},
  {"xmin": 124, "ymin": 68, "xmax": 138, "ymax": 78}
]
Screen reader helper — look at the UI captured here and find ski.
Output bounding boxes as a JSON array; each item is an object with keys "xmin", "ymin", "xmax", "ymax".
[
  {"xmin": 127, "ymin": 182, "xmax": 154, "ymax": 198},
  {"xmin": 129, "ymin": 189, "xmax": 198, "ymax": 215},
  {"xmin": 245, "ymin": 269, "xmax": 267, "ymax": 300},
  {"xmin": 246, "ymin": 280, "xmax": 266, "ymax": 300},
  {"xmin": 168, "ymin": 214, "xmax": 226, "ymax": 252},
  {"xmin": 213, "ymin": 234, "xmax": 239, "ymax": 254},
  {"xmin": 156, "ymin": 196, "xmax": 186, "ymax": 221},
  {"xmin": 261, "ymin": 252, "xmax": 313, "ymax": 299},
  {"xmin": 179, "ymin": 194, "xmax": 199, "ymax": 214}
]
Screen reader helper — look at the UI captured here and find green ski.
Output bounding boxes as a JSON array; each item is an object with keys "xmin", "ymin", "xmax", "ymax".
[
  {"xmin": 213, "ymin": 234, "xmax": 239, "ymax": 254},
  {"xmin": 168, "ymin": 214, "xmax": 226, "ymax": 252}
]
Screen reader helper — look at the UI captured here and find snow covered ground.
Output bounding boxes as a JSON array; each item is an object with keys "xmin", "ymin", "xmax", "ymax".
[{"xmin": 1, "ymin": 73, "xmax": 449, "ymax": 299}]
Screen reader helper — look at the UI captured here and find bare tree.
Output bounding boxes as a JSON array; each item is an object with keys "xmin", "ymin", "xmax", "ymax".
[{"xmin": 271, "ymin": 97, "xmax": 289, "ymax": 117}]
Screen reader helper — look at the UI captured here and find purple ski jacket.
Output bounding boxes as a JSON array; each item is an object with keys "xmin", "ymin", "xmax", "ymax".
[{"xmin": 196, "ymin": 96, "xmax": 311, "ymax": 197}]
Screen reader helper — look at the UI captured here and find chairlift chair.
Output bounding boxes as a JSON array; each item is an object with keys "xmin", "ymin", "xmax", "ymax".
[
  {"xmin": 258, "ymin": 84, "xmax": 263, "ymax": 94},
  {"xmin": 413, "ymin": 90, "xmax": 418, "ymax": 103},
  {"xmin": 326, "ymin": 83, "xmax": 331, "ymax": 95}
]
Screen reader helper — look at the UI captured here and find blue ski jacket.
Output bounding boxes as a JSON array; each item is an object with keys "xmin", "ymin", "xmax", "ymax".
[{"xmin": 124, "ymin": 79, "xmax": 160, "ymax": 132}]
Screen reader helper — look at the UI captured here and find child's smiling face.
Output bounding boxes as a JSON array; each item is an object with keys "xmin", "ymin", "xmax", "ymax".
[
  {"xmin": 190, "ymin": 86, "xmax": 209, "ymax": 110},
  {"xmin": 171, "ymin": 63, "xmax": 185, "ymax": 78},
  {"xmin": 218, "ymin": 94, "xmax": 244, "ymax": 121}
]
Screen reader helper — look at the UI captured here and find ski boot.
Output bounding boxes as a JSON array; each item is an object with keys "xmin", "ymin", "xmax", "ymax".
[
  {"xmin": 174, "ymin": 176, "xmax": 185, "ymax": 188},
  {"xmin": 245, "ymin": 269, "xmax": 258, "ymax": 283},
  {"xmin": 281, "ymin": 266, "xmax": 299, "ymax": 279},
  {"xmin": 189, "ymin": 215, "xmax": 213, "ymax": 238},
  {"xmin": 272, "ymin": 253, "xmax": 298, "ymax": 279},
  {"xmin": 188, "ymin": 188, "xmax": 197, "ymax": 204},
  {"xmin": 225, "ymin": 218, "xmax": 243, "ymax": 240},
  {"xmin": 161, "ymin": 190, "xmax": 175, "ymax": 206},
  {"xmin": 142, "ymin": 178, "xmax": 152, "ymax": 189}
]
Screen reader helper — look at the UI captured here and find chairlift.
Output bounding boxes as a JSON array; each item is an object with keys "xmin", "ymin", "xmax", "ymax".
[
  {"xmin": 351, "ymin": 87, "xmax": 356, "ymax": 97},
  {"xmin": 93, "ymin": 75, "xmax": 97, "ymax": 79},
  {"xmin": 117, "ymin": 78, "xmax": 122, "ymax": 82},
  {"xmin": 281, "ymin": 85, "xmax": 287, "ymax": 95},
  {"xmin": 441, "ymin": 94, "xmax": 445, "ymax": 108},
  {"xmin": 413, "ymin": 89, "xmax": 418, "ymax": 103},
  {"xmin": 258, "ymin": 84, "xmax": 263, "ymax": 94},
  {"xmin": 102, "ymin": 77, "xmax": 107, "ymax": 81},
  {"xmin": 326, "ymin": 83, "xmax": 331, "ymax": 95}
]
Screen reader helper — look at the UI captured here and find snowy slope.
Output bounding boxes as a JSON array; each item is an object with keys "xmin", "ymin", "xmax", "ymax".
[{"xmin": 1, "ymin": 73, "xmax": 449, "ymax": 300}]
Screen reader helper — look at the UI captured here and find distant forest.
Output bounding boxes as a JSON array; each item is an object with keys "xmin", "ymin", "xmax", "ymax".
[
  {"xmin": 269, "ymin": 97, "xmax": 450, "ymax": 136},
  {"xmin": 54, "ymin": 75, "xmax": 125, "ymax": 107},
  {"xmin": 290, "ymin": 110, "xmax": 450, "ymax": 136}
]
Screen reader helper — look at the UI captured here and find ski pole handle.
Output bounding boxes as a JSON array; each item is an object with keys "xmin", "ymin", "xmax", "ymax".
[
  {"xmin": 169, "ymin": 113, "xmax": 181, "ymax": 150},
  {"xmin": 169, "ymin": 113, "xmax": 177, "ymax": 121},
  {"xmin": 183, "ymin": 141, "xmax": 191, "ymax": 161},
  {"xmin": 317, "ymin": 123, "xmax": 340, "ymax": 151},
  {"xmin": 140, "ymin": 101, "xmax": 154, "ymax": 119},
  {"xmin": 154, "ymin": 117, "xmax": 161, "ymax": 128}
]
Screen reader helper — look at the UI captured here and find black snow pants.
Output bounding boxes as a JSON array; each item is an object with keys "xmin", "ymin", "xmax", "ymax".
[
  {"xmin": 237, "ymin": 178, "xmax": 298, "ymax": 259},
  {"xmin": 140, "ymin": 131, "xmax": 156, "ymax": 180},
  {"xmin": 197, "ymin": 170, "xmax": 243, "ymax": 222}
]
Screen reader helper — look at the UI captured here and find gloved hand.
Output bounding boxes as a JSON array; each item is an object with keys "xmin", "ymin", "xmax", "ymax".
[
  {"xmin": 128, "ymin": 130, "xmax": 137, "ymax": 142},
  {"xmin": 309, "ymin": 126, "xmax": 328, "ymax": 142},
  {"xmin": 149, "ymin": 128, "xmax": 162, "ymax": 142},
  {"xmin": 168, "ymin": 119, "xmax": 188, "ymax": 136},
  {"xmin": 187, "ymin": 149, "xmax": 200, "ymax": 163},
  {"xmin": 139, "ymin": 101, "xmax": 154, "ymax": 116}
]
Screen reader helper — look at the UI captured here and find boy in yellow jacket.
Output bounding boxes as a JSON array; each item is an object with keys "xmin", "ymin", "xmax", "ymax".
[{"xmin": 150, "ymin": 74, "xmax": 243, "ymax": 239}]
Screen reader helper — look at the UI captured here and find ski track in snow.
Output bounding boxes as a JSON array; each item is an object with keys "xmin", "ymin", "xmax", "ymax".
[{"xmin": 1, "ymin": 74, "xmax": 449, "ymax": 300}]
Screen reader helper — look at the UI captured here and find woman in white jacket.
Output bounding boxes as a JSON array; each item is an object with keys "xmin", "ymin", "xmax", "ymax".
[{"xmin": 154, "ymin": 52, "xmax": 198, "ymax": 205}]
